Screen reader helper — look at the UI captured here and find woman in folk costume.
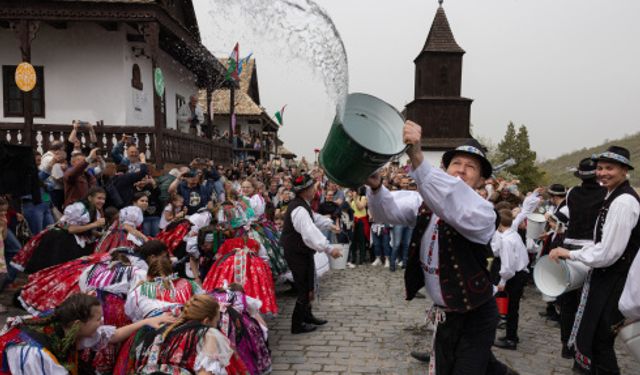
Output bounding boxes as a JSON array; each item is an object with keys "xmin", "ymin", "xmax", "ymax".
[
  {"xmin": 132, "ymin": 294, "xmax": 247, "ymax": 375},
  {"xmin": 124, "ymin": 256, "xmax": 203, "ymax": 322},
  {"xmin": 18, "ymin": 240, "xmax": 169, "ymax": 316},
  {"xmin": 11, "ymin": 187, "xmax": 107, "ymax": 274},
  {"xmin": 95, "ymin": 192, "xmax": 149, "ymax": 253},
  {"xmin": 156, "ymin": 201, "xmax": 215, "ymax": 257},
  {"xmin": 202, "ymin": 228, "xmax": 277, "ymax": 316},
  {"xmin": 210, "ymin": 283, "xmax": 271, "ymax": 375},
  {"xmin": 0, "ymin": 293, "xmax": 173, "ymax": 375},
  {"xmin": 550, "ymin": 146, "xmax": 640, "ymax": 375},
  {"xmin": 226, "ymin": 181, "xmax": 289, "ymax": 279}
]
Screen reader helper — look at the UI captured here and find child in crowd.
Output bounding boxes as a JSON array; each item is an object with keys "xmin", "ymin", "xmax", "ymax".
[{"xmin": 158, "ymin": 193, "xmax": 187, "ymax": 231}]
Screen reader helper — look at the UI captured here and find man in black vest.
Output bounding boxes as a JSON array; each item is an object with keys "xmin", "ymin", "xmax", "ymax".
[
  {"xmin": 366, "ymin": 121, "xmax": 516, "ymax": 375},
  {"xmin": 555, "ymin": 158, "xmax": 607, "ymax": 359},
  {"xmin": 551, "ymin": 146, "xmax": 639, "ymax": 375},
  {"xmin": 281, "ymin": 173, "xmax": 342, "ymax": 334}
]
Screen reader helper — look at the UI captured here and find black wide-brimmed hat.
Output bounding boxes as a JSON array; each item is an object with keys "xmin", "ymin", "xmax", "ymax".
[
  {"xmin": 293, "ymin": 173, "xmax": 315, "ymax": 192},
  {"xmin": 591, "ymin": 146, "xmax": 634, "ymax": 170},
  {"xmin": 442, "ymin": 139, "xmax": 493, "ymax": 179},
  {"xmin": 574, "ymin": 158, "xmax": 597, "ymax": 179},
  {"xmin": 548, "ymin": 183, "xmax": 567, "ymax": 196}
]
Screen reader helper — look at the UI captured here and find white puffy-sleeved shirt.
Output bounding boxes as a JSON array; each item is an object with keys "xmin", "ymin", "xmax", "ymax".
[
  {"xmin": 492, "ymin": 191, "xmax": 540, "ymax": 257},
  {"xmin": 189, "ymin": 210, "xmax": 212, "ymax": 233},
  {"xmin": 570, "ymin": 193, "xmax": 640, "ymax": 268},
  {"xmin": 290, "ymin": 200, "xmax": 335, "ymax": 254},
  {"xmin": 4, "ymin": 325, "xmax": 116, "ymax": 375},
  {"xmin": 140, "ymin": 327, "xmax": 232, "ymax": 375},
  {"xmin": 248, "ymin": 194, "xmax": 266, "ymax": 218},
  {"xmin": 619, "ymin": 251, "xmax": 640, "ymax": 320},
  {"xmin": 59, "ymin": 202, "xmax": 101, "ymax": 247},
  {"xmin": 368, "ymin": 160, "xmax": 496, "ymax": 307},
  {"xmin": 119, "ymin": 206, "xmax": 144, "ymax": 227},
  {"xmin": 493, "ymin": 228, "xmax": 530, "ymax": 287}
]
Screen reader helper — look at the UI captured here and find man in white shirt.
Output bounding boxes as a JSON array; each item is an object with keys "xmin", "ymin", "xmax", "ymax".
[
  {"xmin": 366, "ymin": 121, "xmax": 517, "ymax": 375},
  {"xmin": 280, "ymin": 173, "xmax": 341, "ymax": 334}
]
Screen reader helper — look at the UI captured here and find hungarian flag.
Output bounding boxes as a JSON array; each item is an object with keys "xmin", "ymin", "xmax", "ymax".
[
  {"xmin": 274, "ymin": 105, "xmax": 287, "ymax": 126},
  {"xmin": 226, "ymin": 42, "xmax": 239, "ymax": 81}
]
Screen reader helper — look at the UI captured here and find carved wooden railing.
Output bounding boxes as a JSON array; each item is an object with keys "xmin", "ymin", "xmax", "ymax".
[{"xmin": 0, "ymin": 123, "xmax": 232, "ymax": 166}]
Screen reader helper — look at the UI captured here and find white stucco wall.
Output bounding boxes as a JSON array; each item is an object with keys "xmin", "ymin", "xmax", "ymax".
[{"xmin": 0, "ymin": 22, "xmax": 199, "ymax": 128}]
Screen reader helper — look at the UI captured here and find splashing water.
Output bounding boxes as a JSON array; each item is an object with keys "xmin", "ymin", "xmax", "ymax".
[{"xmin": 200, "ymin": 0, "xmax": 349, "ymax": 119}]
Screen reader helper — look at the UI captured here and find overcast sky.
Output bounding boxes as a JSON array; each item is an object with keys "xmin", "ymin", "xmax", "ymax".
[{"xmin": 195, "ymin": 0, "xmax": 640, "ymax": 161}]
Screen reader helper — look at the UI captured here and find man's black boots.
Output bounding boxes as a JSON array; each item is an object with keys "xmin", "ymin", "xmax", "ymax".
[
  {"xmin": 305, "ymin": 305, "xmax": 328, "ymax": 326},
  {"xmin": 291, "ymin": 302, "xmax": 317, "ymax": 334}
]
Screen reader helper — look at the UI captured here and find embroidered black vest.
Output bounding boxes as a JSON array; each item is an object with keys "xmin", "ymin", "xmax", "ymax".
[
  {"xmin": 593, "ymin": 181, "xmax": 640, "ymax": 274},
  {"xmin": 405, "ymin": 204, "xmax": 496, "ymax": 313},
  {"xmin": 565, "ymin": 181, "xmax": 606, "ymax": 241},
  {"xmin": 280, "ymin": 197, "xmax": 315, "ymax": 255}
]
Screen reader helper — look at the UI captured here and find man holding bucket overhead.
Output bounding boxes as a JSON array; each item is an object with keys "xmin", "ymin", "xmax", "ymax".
[
  {"xmin": 550, "ymin": 146, "xmax": 640, "ymax": 375},
  {"xmin": 366, "ymin": 121, "xmax": 517, "ymax": 375},
  {"xmin": 280, "ymin": 173, "xmax": 342, "ymax": 334}
]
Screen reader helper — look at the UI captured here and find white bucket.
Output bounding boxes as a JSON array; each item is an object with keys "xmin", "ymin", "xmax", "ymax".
[
  {"xmin": 314, "ymin": 252, "xmax": 330, "ymax": 278},
  {"xmin": 526, "ymin": 213, "xmax": 547, "ymax": 239},
  {"xmin": 619, "ymin": 321, "xmax": 640, "ymax": 362},
  {"xmin": 533, "ymin": 255, "xmax": 590, "ymax": 297},
  {"xmin": 329, "ymin": 243, "xmax": 349, "ymax": 270}
]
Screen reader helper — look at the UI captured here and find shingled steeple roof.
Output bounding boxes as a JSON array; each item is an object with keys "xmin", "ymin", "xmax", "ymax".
[{"xmin": 421, "ymin": 5, "xmax": 464, "ymax": 54}]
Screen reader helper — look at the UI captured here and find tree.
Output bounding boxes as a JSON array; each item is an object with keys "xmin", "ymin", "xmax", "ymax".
[{"xmin": 496, "ymin": 122, "xmax": 545, "ymax": 191}]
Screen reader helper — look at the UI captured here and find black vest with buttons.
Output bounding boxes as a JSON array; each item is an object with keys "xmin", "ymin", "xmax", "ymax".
[
  {"xmin": 280, "ymin": 197, "xmax": 315, "ymax": 255},
  {"xmin": 565, "ymin": 180, "xmax": 606, "ymax": 241},
  {"xmin": 593, "ymin": 181, "xmax": 640, "ymax": 274},
  {"xmin": 405, "ymin": 204, "xmax": 496, "ymax": 313}
]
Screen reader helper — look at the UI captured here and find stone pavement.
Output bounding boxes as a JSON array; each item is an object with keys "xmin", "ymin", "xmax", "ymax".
[{"xmin": 267, "ymin": 265, "xmax": 638, "ymax": 375}]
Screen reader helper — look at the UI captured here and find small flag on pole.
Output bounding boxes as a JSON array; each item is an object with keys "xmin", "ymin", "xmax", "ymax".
[
  {"xmin": 226, "ymin": 42, "xmax": 240, "ymax": 81},
  {"xmin": 237, "ymin": 52, "xmax": 253, "ymax": 76},
  {"xmin": 274, "ymin": 105, "xmax": 287, "ymax": 126}
]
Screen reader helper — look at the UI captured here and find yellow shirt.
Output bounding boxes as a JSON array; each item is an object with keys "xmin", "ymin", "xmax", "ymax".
[{"xmin": 350, "ymin": 197, "xmax": 368, "ymax": 218}]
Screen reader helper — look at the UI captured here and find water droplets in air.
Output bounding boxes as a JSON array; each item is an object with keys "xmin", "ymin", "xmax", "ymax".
[{"xmin": 200, "ymin": 0, "xmax": 349, "ymax": 119}]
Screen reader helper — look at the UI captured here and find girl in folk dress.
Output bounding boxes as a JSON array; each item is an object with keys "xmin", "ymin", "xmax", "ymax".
[
  {"xmin": 124, "ymin": 256, "xmax": 203, "ymax": 322},
  {"xmin": 202, "ymin": 236, "xmax": 277, "ymax": 316},
  {"xmin": 11, "ymin": 187, "xmax": 107, "ymax": 274},
  {"xmin": 132, "ymin": 294, "xmax": 246, "ymax": 375},
  {"xmin": 18, "ymin": 240, "xmax": 169, "ymax": 316},
  {"xmin": 0, "ymin": 197, "xmax": 10, "ymax": 314},
  {"xmin": 0, "ymin": 293, "xmax": 174, "ymax": 375},
  {"xmin": 156, "ymin": 201, "xmax": 215, "ymax": 257},
  {"xmin": 95, "ymin": 192, "xmax": 149, "ymax": 253}
]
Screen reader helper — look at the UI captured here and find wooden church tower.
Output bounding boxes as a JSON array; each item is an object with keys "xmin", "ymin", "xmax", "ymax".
[{"xmin": 405, "ymin": 1, "xmax": 472, "ymax": 151}]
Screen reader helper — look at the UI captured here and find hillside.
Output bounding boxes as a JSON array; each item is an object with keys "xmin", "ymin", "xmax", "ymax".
[{"xmin": 539, "ymin": 132, "xmax": 640, "ymax": 188}]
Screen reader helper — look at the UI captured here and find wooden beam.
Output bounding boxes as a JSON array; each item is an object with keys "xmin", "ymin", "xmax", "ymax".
[
  {"xmin": 11, "ymin": 20, "xmax": 39, "ymax": 146},
  {"xmin": 141, "ymin": 22, "xmax": 164, "ymax": 167}
]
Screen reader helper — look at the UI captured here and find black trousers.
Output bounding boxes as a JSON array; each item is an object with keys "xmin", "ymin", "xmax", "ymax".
[
  {"xmin": 559, "ymin": 288, "xmax": 581, "ymax": 344},
  {"xmin": 435, "ymin": 299, "xmax": 510, "ymax": 375},
  {"xmin": 283, "ymin": 248, "xmax": 315, "ymax": 305},
  {"xmin": 505, "ymin": 270, "xmax": 528, "ymax": 340}
]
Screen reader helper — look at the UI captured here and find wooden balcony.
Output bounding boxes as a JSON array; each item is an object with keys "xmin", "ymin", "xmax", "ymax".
[{"xmin": 0, "ymin": 122, "xmax": 233, "ymax": 166}]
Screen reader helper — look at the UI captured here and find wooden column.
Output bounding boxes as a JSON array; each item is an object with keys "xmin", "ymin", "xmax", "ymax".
[
  {"xmin": 12, "ymin": 20, "xmax": 39, "ymax": 146},
  {"xmin": 229, "ymin": 82, "xmax": 235, "ymax": 146},
  {"xmin": 141, "ymin": 22, "xmax": 163, "ymax": 166},
  {"xmin": 206, "ymin": 87, "xmax": 213, "ymax": 139}
]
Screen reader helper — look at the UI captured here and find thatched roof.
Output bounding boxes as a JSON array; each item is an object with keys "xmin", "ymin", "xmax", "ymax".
[{"xmin": 199, "ymin": 58, "xmax": 263, "ymax": 116}]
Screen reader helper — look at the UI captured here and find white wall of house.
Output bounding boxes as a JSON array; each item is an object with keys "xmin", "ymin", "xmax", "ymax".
[{"xmin": 0, "ymin": 22, "xmax": 200, "ymax": 129}]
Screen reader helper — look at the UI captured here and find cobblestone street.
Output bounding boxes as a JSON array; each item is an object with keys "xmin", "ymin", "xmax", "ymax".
[{"xmin": 268, "ymin": 265, "xmax": 638, "ymax": 375}]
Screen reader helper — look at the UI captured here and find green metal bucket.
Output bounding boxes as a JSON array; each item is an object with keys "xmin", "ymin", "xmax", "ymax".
[{"xmin": 320, "ymin": 93, "xmax": 405, "ymax": 188}]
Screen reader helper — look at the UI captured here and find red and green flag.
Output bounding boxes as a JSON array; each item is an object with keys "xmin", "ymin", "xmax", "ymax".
[
  {"xmin": 274, "ymin": 105, "xmax": 287, "ymax": 126},
  {"xmin": 226, "ymin": 42, "xmax": 239, "ymax": 81}
]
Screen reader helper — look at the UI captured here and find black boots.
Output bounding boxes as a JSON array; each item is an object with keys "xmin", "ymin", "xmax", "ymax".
[
  {"xmin": 291, "ymin": 303, "xmax": 328, "ymax": 334},
  {"xmin": 305, "ymin": 305, "xmax": 328, "ymax": 326},
  {"xmin": 291, "ymin": 303, "xmax": 316, "ymax": 334}
]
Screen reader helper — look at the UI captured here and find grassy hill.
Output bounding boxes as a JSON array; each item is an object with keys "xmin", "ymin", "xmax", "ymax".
[{"xmin": 539, "ymin": 132, "xmax": 640, "ymax": 188}]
